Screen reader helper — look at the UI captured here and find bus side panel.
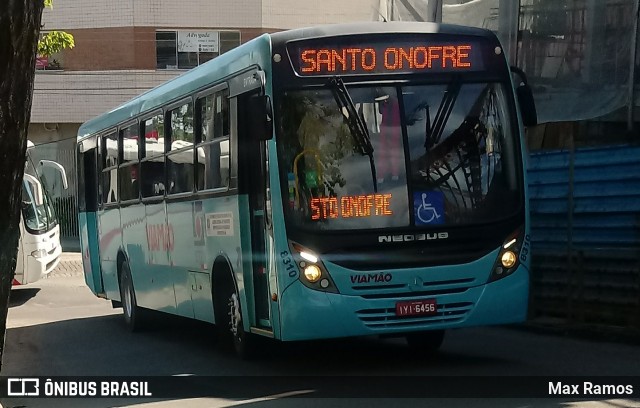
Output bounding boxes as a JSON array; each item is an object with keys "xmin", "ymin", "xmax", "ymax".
[
  {"xmin": 201, "ymin": 195, "xmax": 244, "ymax": 325},
  {"xmin": 120, "ymin": 203, "xmax": 149, "ymax": 306},
  {"xmin": 167, "ymin": 200, "xmax": 196, "ymax": 319},
  {"xmin": 98, "ymin": 206, "xmax": 121, "ymax": 300},
  {"xmin": 139, "ymin": 201, "xmax": 177, "ymax": 313},
  {"xmin": 234, "ymin": 194, "xmax": 255, "ymax": 329},
  {"xmin": 167, "ymin": 200, "xmax": 211, "ymax": 322},
  {"xmin": 79, "ymin": 211, "xmax": 102, "ymax": 295}
]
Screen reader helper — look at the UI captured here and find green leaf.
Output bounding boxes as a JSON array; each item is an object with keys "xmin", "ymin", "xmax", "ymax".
[
  {"xmin": 44, "ymin": 0, "xmax": 53, "ymax": 8},
  {"xmin": 37, "ymin": 31, "xmax": 75, "ymax": 57}
]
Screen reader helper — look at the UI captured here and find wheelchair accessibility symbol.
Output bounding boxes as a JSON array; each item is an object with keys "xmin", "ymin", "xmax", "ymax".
[{"xmin": 413, "ymin": 191, "xmax": 444, "ymax": 225}]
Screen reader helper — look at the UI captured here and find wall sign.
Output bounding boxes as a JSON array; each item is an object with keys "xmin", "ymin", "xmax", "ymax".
[{"xmin": 178, "ymin": 31, "xmax": 220, "ymax": 53}]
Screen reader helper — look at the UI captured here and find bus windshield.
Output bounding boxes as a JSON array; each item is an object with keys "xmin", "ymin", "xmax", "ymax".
[
  {"xmin": 22, "ymin": 155, "xmax": 57, "ymax": 234},
  {"xmin": 277, "ymin": 81, "xmax": 521, "ymax": 231}
]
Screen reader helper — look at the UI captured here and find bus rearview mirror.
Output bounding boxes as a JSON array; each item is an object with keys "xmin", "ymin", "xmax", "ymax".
[
  {"xmin": 40, "ymin": 160, "xmax": 69, "ymax": 190},
  {"xmin": 516, "ymin": 84, "xmax": 537, "ymax": 127},
  {"xmin": 23, "ymin": 174, "xmax": 45, "ymax": 207},
  {"xmin": 249, "ymin": 95, "xmax": 273, "ymax": 141},
  {"xmin": 510, "ymin": 66, "xmax": 538, "ymax": 128}
]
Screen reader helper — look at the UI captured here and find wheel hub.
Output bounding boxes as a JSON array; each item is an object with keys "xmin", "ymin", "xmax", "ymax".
[
  {"xmin": 228, "ymin": 293, "xmax": 241, "ymax": 336},
  {"xmin": 123, "ymin": 278, "xmax": 132, "ymax": 318}
]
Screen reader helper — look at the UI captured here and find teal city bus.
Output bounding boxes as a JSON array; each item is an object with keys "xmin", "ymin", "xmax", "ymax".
[{"xmin": 77, "ymin": 22, "xmax": 536, "ymax": 358}]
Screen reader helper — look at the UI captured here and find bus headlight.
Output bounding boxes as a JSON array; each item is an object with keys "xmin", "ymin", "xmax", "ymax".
[
  {"xmin": 488, "ymin": 227, "xmax": 524, "ymax": 283},
  {"xmin": 501, "ymin": 251, "xmax": 517, "ymax": 269},
  {"xmin": 289, "ymin": 241, "xmax": 339, "ymax": 294},
  {"xmin": 31, "ymin": 249, "xmax": 48, "ymax": 259},
  {"xmin": 303, "ymin": 265, "xmax": 322, "ymax": 282}
]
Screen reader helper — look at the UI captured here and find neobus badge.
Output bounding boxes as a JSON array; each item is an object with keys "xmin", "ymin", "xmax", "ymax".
[{"xmin": 378, "ymin": 232, "xmax": 449, "ymax": 243}]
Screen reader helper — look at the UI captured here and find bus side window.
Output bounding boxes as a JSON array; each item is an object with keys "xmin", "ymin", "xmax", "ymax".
[
  {"xmin": 167, "ymin": 102, "xmax": 195, "ymax": 195},
  {"xmin": 197, "ymin": 89, "xmax": 230, "ymax": 191},
  {"xmin": 96, "ymin": 137, "xmax": 103, "ymax": 205},
  {"xmin": 102, "ymin": 131, "xmax": 118, "ymax": 204},
  {"xmin": 119, "ymin": 122, "xmax": 140, "ymax": 201},
  {"xmin": 78, "ymin": 142, "xmax": 98, "ymax": 212},
  {"xmin": 141, "ymin": 114, "xmax": 166, "ymax": 198}
]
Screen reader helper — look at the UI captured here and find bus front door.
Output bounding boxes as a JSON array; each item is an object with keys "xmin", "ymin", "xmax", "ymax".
[
  {"xmin": 236, "ymin": 89, "xmax": 272, "ymax": 330},
  {"xmin": 78, "ymin": 140, "xmax": 104, "ymax": 295}
]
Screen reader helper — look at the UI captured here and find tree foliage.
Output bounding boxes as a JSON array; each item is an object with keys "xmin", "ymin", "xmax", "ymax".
[
  {"xmin": 39, "ymin": 0, "xmax": 75, "ymax": 57},
  {"xmin": 38, "ymin": 30, "xmax": 74, "ymax": 57}
]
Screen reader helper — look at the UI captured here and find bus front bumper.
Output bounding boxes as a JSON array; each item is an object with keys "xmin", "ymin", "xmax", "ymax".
[
  {"xmin": 278, "ymin": 265, "xmax": 529, "ymax": 341},
  {"xmin": 23, "ymin": 245, "xmax": 62, "ymax": 285}
]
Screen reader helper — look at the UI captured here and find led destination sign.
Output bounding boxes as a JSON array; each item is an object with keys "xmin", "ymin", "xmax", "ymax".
[
  {"xmin": 310, "ymin": 194, "xmax": 393, "ymax": 221},
  {"xmin": 289, "ymin": 38, "xmax": 487, "ymax": 76}
]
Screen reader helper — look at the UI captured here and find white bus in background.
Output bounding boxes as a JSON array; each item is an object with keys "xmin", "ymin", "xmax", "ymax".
[{"xmin": 13, "ymin": 141, "xmax": 68, "ymax": 286}]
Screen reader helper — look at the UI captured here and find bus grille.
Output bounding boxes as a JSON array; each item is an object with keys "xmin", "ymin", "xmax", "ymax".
[
  {"xmin": 356, "ymin": 301, "xmax": 474, "ymax": 329},
  {"xmin": 351, "ymin": 277, "xmax": 477, "ymax": 299}
]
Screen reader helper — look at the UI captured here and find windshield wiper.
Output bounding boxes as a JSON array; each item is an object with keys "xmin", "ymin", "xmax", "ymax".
[
  {"xmin": 424, "ymin": 79, "xmax": 463, "ymax": 153},
  {"xmin": 328, "ymin": 76, "xmax": 378, "ymax": 193},
  {"xmin": 420, "ymin": 79, "xmax": 462, "ymax": 176}
]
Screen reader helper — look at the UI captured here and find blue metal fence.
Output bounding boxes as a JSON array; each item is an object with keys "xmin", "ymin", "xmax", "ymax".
[{"xmin": 528, "ymin": 145, "xmax": 640, "ymax": 328}]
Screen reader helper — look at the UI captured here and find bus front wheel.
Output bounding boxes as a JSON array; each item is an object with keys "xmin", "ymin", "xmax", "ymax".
[
  {"xmin": 405, "ymin": 330, "xmax": 445, "ymax": 352},
  {"xmin": 213, "ymin": 272, "xmax": 257, "ymax": 359},
  {"xmin": 119, "ymin": 260, "xmax": 144, "ymax": 332}
]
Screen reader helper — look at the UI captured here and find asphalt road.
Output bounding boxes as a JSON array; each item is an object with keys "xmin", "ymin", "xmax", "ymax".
[{"xmin": 2, "ymin": 254, "xmax": 639, "ymax": 408}]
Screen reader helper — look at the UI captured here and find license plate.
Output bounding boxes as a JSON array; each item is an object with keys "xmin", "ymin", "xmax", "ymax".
[{"xmin": 395, "ymin": 299, "xmax": 437, "ymax": 317}]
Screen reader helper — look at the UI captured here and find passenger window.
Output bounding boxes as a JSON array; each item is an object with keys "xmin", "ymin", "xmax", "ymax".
[
  {"xmin": 141, "ymin": 159, "xmax": 165, "ymax": 198},
  {"xmin": 101, "ymin": 132, "xmax": 118, "ymax": 204},
  {"xmin": 197, "ymin": 89, "xmax": 230, "ymax": 191},
  {"xmin": 119, "ymin": 123, "xmax": 140, "ymax": 202},
  {"xmin": 102, "ymin": 132, "xmax": 118, "ymax": 168},
  {"xmin": 142, "ymin": 114, "xmax": 165, "ymax": 198},
  {"xmin": 143, "ymin": 114, "xmax": 164, "ymax": 158},
  {"xmin": 119, "ymin": 163, "xmax": 139, "ymax": 201},
  {"xmin": 170, "ymin": 103, "xmax": 194, "ymax": 147},
  {"xmin": 196, "ymin": 139, "xmax": 229, "ymax": 190},
  {"xmin": 200, "ymin": 90, "xmax": 229, "ymax": 143},
  {"xmin": 103, "ymin": 168, "xmax": 118, "ymax": 204},
  {"xmin": 167, "ymin": 103, "xmax": 195, "ymax": 195},
  {"xmin": 120, "ymin": 123, "xmax": 139, "ymax": 163}
]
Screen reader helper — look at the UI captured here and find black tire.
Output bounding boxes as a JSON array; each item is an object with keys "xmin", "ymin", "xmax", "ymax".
[
  {"xmin": 213, "ymin": 270, "xmax": 257, "ymax": 359},
  {"xmin": 118, "ymin": 260, "xmax": 144, "ymax": 332},
  {"xmin": 406, "ymin": 330, "xmax": 445, "ymax": 352}
]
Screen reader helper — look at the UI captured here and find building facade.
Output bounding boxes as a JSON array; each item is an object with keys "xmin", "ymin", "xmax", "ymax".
[
  {"xmin": 29, "ymin": 0, "xmax": 377, "ymax": 245},
  {"xmin": 31, "ymin": 0, "xmax": 377, "ymax": 144}
]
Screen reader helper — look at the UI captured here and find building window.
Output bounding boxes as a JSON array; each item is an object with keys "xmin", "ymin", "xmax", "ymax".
[{"xmin": 156, "ymin": 30, "xmax": 241, "ymax": 70}]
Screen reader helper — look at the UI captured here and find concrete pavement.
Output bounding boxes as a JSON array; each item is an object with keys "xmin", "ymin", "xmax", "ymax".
[{"xmin": 50, "ymin": 252, "xmax": 83, "ymax": 278}]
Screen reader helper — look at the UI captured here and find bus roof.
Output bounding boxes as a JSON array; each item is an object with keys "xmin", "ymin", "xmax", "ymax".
[
  {"xmin": 268, "ymin": 21, "xmax": 496, "ymax": 44},
  {"xmin": 77, "ymin": 22, "xmax": 497, "ymax": 142}
]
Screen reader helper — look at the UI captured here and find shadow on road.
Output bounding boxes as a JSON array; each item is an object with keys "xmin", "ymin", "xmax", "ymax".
[
  {"xmin": 3, "ymin": 312, "xmax": 513, "ymax": 377},
  {"xmin": 3, "ymin": 315, "xmax": 639, "ymax": 407},
  {"xmin": 9, "ymin": 287, "xmax": 41, "ymax": 307}
]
